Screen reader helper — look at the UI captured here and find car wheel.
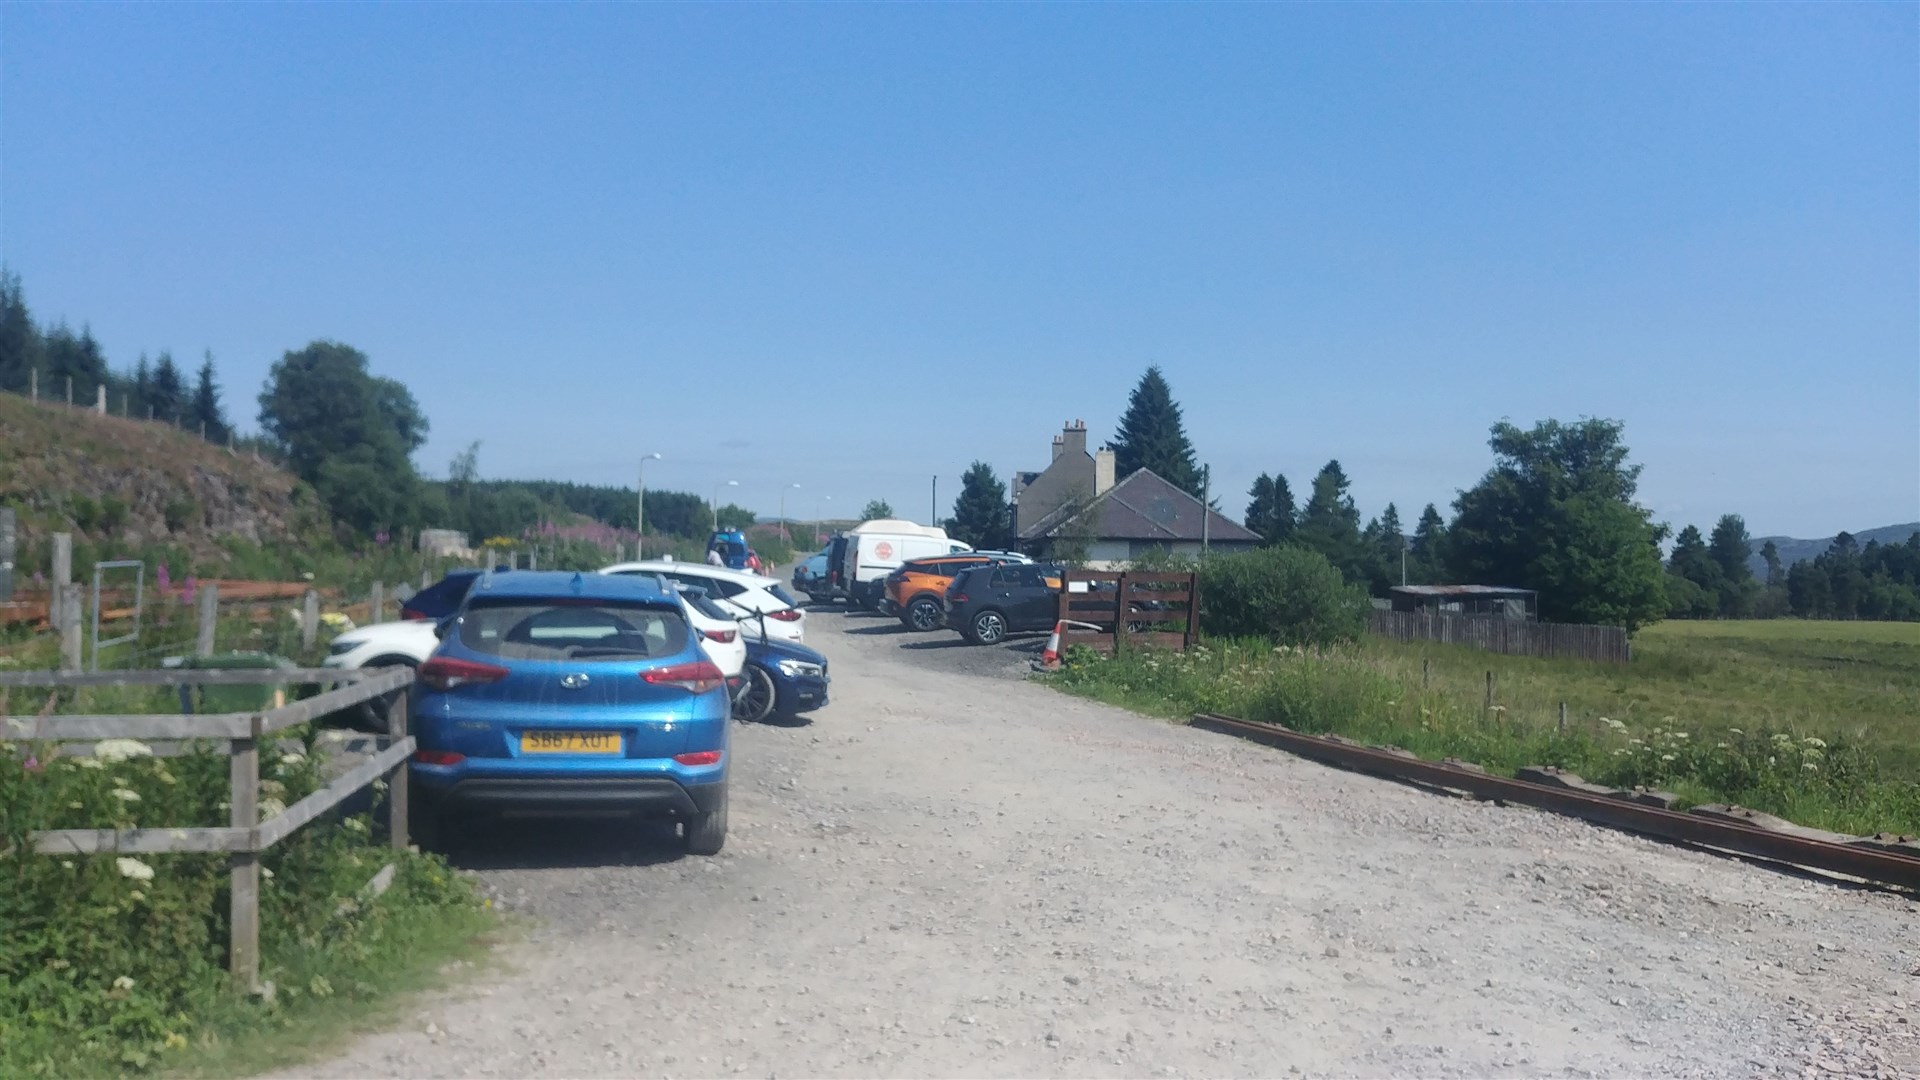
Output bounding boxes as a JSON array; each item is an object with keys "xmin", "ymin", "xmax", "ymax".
[
  {"xmin": 356, "ymin": 657, "xmax": 417, "ymax": 733},
  {"xmin": 905, "ymin": 596, "xmax": 944, "ymax": 632},
  {"xmin": 731, "ymin": 665, "xmax": 778, "ymax": 724},
  {"xmin": 684, "ymin": 790, "xmax": 728, "ymax": 856},
  {"xmin": 971, "ymin": 610, "xmax": 1007, "ymax": 645},
  {"xmin": 407, "ymin": 787, "xmax": 443, "ymax": 853}
]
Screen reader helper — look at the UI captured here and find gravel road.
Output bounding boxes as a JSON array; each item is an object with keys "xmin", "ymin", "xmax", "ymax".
[{"xmin": 284, "ymin": 604, "xmax": 1918, "ymax": 1079}]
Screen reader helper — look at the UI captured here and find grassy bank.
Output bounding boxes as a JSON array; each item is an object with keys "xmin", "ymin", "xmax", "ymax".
[{"xmin": 1048, "ymin": 620, "xmax": 1920, "ymax": 837}]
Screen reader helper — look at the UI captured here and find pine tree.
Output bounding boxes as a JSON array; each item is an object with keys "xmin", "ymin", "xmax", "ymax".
[
  {"xmin": 1107, "ymin": 365, "xmax": 1203, "ymax": 498},
  {"xmin": 1373, "ymin": 502, "xmax": 1404, "ymax": 591},
  {"xmin": 1267, "ymin": 474, "xmax": 1297, "ymax": 545},
  {"xmin": 149, "ymin": 352, "xmax": 187, "ymax": 422},
  {"xmin": 861, "ymin": 499, "xmax": 894, "ymax": 521},
  {"xmin": 1761, "ymin": 540, "xmax": 1783, "ymax": 588},
  {"xmin": 1296, "ymin": 460, "xmax": 1365, "ymax": 582},
  {"xmin": 189, "ymin": 352, "xmax": 231, "ymax": 443},
  {"xmin": 132, "ymin": 355, "xmax": 152, "ymax": 417},
  {"xmin": 1244, "ymin": 474, "xmax": 1275, "ymax": 536},
  {"xmin": 944, "ymin": 461, "xmax": 1011, "ymax": 550},
  {"xmin": 1668, "ymin": 525, "xmax": 1721, "ymax": 591},
  {"xmin": 1409, "ymin": 503, "xmax": 1447, "ymax": 583},
  {"xmin": 1243, "ymin": 472, "xmax": 1297, "ymax": 546},
  {"xmin": 0, "ymin": 269, "xmax": 42, "ymax": 394}
]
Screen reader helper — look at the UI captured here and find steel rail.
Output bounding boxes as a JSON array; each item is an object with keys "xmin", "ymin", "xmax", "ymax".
[{"xmin": 1191, "ymin": 712, "xmax": 1920, "ymax": 891}]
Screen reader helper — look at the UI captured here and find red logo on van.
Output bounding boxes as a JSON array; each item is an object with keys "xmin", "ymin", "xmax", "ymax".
[{"xmin": 874, "ymin": 542, "xmax": 894, "ymax": 560}]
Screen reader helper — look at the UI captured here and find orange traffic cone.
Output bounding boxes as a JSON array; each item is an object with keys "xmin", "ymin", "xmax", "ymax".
[{"xmin": 1041, "ymin": 621, "xmax": 1064, "ymax": 668}]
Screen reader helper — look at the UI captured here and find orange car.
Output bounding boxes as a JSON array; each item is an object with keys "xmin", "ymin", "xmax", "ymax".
[{"xmin": 884, "ymin": 553, "xmax": 1031, "ymax": 631}]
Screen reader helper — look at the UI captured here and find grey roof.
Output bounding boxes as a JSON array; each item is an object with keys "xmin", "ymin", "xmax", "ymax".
[
  {"xmin": 1390, "ymin": 585, "xmax": 1537, "ymax": 598},
  {"xmin": 1019, "ymin": 469, "xmax": 1261, "ymax": 544}
]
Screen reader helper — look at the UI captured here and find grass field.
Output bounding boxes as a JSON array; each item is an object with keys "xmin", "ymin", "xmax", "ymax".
[{"xmin": 1050, "ymin": 617, "xmax": 1920, "ymax": 836}]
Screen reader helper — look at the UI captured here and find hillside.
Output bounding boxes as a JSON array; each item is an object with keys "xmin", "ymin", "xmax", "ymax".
[
  {"xmin": 1748, "ymin": 522, "xmax": 1920, "ymax": 577},
  {"xmin": 0, "ymin": 394, "xmax": 322, "ymax": 564}
]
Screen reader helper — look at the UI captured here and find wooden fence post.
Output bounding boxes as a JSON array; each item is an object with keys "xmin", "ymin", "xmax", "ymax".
[
  {"xmin": 1185, "ymin": 571, "xmax": 1201, "ymax": 647},
  {"xmin": 229, "ymin": 716, "xmax": 262, "ymax": 989},
  {"xmin": 369, "ymin": 581, "xmax": 385, "ymax": 625},
  {"xmin": 196, "ymin": 583, "xmax": 219, "ymax": 657},
  {"xmin": 59, "ymin": 585, "xmax": 83, "ymax": 672},
  {"xmin": 1558, "ymin": 701, "xmax": 1568, "ymax": 735},
  {"xmin": 302, "ymin": 589, "xmax": 319, "ymax": 650},
  {"xmin": 1421, "ymin": 657, "xmax": 1431, "ymax": 690},
  {"xmin": 387, "ymin": 681, "xmax": 410, "ymax": 851},
  {"xmin": 1484, "ymin": 670, "xmax": 1495, "ymax": 710},
  {"xmin": 50, "ymin": 532, "xmax": 72, "ymax": 631}
]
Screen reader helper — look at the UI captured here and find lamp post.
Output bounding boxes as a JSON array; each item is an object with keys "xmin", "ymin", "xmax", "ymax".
[
  {"xmin": 779, "ymin": 483, "xmax": 801, "ymax": 543},
  {"xmin": 637, "ymin": 453, "xmax": 662, "ymax": 561},
  {"xmin": 711, "ymin": 479, "xmax": 738, "ymax": 532}
]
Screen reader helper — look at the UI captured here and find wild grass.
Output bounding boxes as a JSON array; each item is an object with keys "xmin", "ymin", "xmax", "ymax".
[{"xmin": 1049, "ymin": 619, "xmax": 1920, "ymax": 837}]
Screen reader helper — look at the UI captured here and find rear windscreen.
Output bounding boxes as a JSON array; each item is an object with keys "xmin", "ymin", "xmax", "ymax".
[
  {"xmin": 766, "ymin": 584, "xmax": 801, "ymax": 608},
  {"xmin": 459, "ymin": 600, "xmax": 689, "ymax": 662}
]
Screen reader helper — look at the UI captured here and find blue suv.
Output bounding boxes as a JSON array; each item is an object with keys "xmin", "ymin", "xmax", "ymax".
[{"xmin": 409, "ymin": 571, "xmax": 731, "ymax": 854}]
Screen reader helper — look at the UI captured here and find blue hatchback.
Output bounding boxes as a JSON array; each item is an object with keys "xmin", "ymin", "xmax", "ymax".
[{"xmin": 409, "ymin": 571, "xmax": 731, "ymax": 854}]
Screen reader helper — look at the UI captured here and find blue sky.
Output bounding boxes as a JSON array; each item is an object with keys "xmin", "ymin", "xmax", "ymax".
[{"xmin": 3, "ymin": 3, "xmax": 1914, "ymax": 539}]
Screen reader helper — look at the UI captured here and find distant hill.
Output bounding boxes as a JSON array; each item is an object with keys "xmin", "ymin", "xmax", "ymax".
[
  {"xmin": 1748, "ymin": 522, "xmax": 1920, "ymax": 578},
  {"xmin": 0, "ymin": 393, "xmax": 321, "ymax": 565}
]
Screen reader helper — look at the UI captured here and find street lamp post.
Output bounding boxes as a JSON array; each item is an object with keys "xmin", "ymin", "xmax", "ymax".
[
  {"xmin": 779, "ymin": 483, "xmax": 801, "ymax": 543},
  {"xmin": 711, "ymin": 480, "xmax": 738, "ymax": 532},
  {"xmin": 637, "ymin": 453, "xmax": 662, "ymax": 561}
]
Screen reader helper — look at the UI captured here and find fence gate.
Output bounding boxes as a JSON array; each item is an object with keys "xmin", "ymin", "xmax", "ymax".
[
  {"xmin": 89, "ymin": 560, "xmax": 146, "ymax": 671},
  {"xmin": 1056, "ymin": 570, "xmax": 1200, "ymax": 655}
]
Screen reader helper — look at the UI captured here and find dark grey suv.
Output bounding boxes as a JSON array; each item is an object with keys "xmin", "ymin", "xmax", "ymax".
[{"xmin": 942, "ymin": 562, "xmax": 1065, "ymax": 645}]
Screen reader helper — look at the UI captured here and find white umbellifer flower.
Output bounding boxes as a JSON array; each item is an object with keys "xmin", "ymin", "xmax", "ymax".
[
  {"xmin": 116, "ymin": 857, "xmax": 155, "ymax": 881},
  {"xmin": 259, "ymin": 797, "xmax": 287, "ymax": 819},
  {"xmin": 1660, "ymin": 754, "xmax": 1676, "ymax": 762},
  {"xmin": 1802, "ymin": 737, "xmax": 1826, "ymax": 749},
  {"xmin": 76, "ymin": 757, "xmax": 105, "ymax": 770},
  {"xmin": 95, "ymin": 739, "xmax": 155, "ymax": 762},
  {"xmin": 262, "ymin": 867, "xmax": 275, "ymax": 880},
  {"xmin": 280, "ymin": 751, "xmax": 306, "ymax": 767},
  {"xmin": 113, "ymin": 976, "xmax": 135, "ymax": 991},
  {"xmin": 1804, "ymin": 762, "xmax": 1819, "ymax": 772},
  {"xmin": 1728, "ymin": 727, "xmax": 1744, "ymax": 735},
  {"xmin": 112, "ymin": 788, "xmax": 141, "ymax": 802}
]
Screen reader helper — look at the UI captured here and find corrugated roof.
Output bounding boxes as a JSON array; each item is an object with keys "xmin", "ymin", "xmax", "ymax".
[{"xmin": 1020, "ymin": 468, "xmax": 1261, "ymax": 544}]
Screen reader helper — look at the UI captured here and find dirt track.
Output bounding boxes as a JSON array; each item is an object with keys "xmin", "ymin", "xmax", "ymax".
[{"xmin": 282, "ymin": 605, "xmax": 1919, "ymax": 1079}]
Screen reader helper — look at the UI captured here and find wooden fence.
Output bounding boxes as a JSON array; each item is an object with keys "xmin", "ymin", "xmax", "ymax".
[
  {"xmin": 1055, "ymin": 570, "xmax": 1200, "ymax": 655},
  {"xmin": 0, "ymin": 665, "xmax": 415, "ymax": 990},
  {"xmin": 1367, "ymin": 610, "xmax": 1630, "ymax": 663}
]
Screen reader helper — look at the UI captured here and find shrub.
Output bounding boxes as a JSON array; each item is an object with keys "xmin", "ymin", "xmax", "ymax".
[{"xmin": 1197, "ymin": 546, "xmax": 1368, "ymax": 646}]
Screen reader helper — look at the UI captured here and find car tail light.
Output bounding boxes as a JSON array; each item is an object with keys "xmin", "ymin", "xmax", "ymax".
[
  {"xmin": 412, "ymin": 749, "xmax": 466, "ymax": 766},
  {"xmin": 402, "ymin": 609, "xmax": 430, "ymax": 621},
  {"xmin": 766, "ymin": 608, "xmax": 803, "ymax": 622},
  {"xmin": 948, "ymin": 593, "xmax": 968, "ymax": 604},
  {"xmin": 418, "ymin": 657, "xmax": 509, "ymax": 691},
  {"xmin": 672, "ymin": 750, "xmax": 723, "ymax": 766},
  {"xmin": 702, "ymin": 628, "xmax": 738, "ymax": 644},
  {"xmin": 642, "ymin": 660, "xmax": 725, "ymax": 694}
]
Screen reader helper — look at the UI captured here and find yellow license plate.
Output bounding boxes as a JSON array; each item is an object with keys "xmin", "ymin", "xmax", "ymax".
[{"xmin": 520, "ymin": 731, "xmax": 621, "ymax": 754}]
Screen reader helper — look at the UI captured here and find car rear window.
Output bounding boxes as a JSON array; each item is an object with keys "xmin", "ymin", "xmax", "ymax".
[
  {"xmin": 678, "ymin": 590, "xmax": 735, "ymax": 623},
  {"xmin": 766, "ymin": 584, "xmax": 800, "ymax": 608},
  {"xmin": 459, "ymin": 600, "xmax": 689, "ymax": 662},
  {"xmin": 406, "ymin": 573, "xmax": 477, "ymax": 616}
]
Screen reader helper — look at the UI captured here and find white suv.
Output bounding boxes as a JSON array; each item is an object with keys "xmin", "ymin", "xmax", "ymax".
[{"xmin": 599, "ymin": 560, "xmax": 807, "ymax": 643}]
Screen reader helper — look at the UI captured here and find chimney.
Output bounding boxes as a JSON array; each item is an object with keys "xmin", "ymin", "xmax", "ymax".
[
  {"xmin": 1094, "ymin": 449, "xmax": 1116, "ymax": 495},
  {"xmin": 1051, "ymin": 434, "xmax": 1065, "ymax": 462},
  {"xmin": 1060, "ymin": 420, "xmax": 1088, "ymax": 460}
]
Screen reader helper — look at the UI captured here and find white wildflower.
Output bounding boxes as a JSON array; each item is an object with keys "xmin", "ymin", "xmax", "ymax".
[
  {"xmin": 116, "ymin": 857, "xmax": 155, "ymax": 881},
  {"xmin": 1601, "ymin": 718, "xmax": 1627, "ymax": 732},
  {"xmin": 94, "ymin": 739, "xmax": 155, "ymax": 762},
  {"xmin": 259, "ymin": 797, "xmax": 287, "ymax": 819},
  {"xmin": 128, "ymin": 890, "xmax": 144, "ymax": 903},
  {"xmin": 1801, "ymin": 737, "xmax": 1827, "ymax": 749},
  {"xmin": 1660, "ymin": 754, "xmax": 1676, "ymax": 762},
  {"xmin": 1674, "ymin": 732, "xmax": 1689, "ymax": 740},
  {"xmin": 113, "ymin": 976, "xmax": 135, "ymax": 991},
  {"xmin": 1728, "ymin": 727, "xmax": 1744, "ymax": 735},
  {"xmin": 76, "ymin": 757, "xmax": 104, "ymax": 770},
  {"xmin": 60, "ymin": 861, "xmax": 74, "ymax": 870},
  {"xmin": 262, "ymin": 867, "xmax": 274, "ymax": 880},
  {"xmin": 1803, "ymin": 762, "xmax": 1819, "ymax": 772},
  {"xmin": 1716, "ymin": 742, "xmax": 1731, "ymax": 750},
  {"xmin": 343, "ymin": 817, "xmax": 369, "ymax": 833},
  {"xmin": 280, "ymin": 751, "xmax": 306, "ymax": 767},
  {"xmin": 111, "ymin": 788, "xmax": 141, "ymax": 803}
]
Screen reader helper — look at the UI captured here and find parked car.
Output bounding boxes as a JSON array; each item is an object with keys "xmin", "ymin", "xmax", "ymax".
[
  {"xmin": 731, "ymin": 635, "xmax": 831, "ymax": 724},
  {"xmin": 884, "ymin": 552, "xmax": 1035, "ymax": 631},
  {"xmin": 706, "ymin": 529, "xmax": 751, "ymax": 571},
  {"xmin": 943, "ymin": 562, "xmax": 1068, "ymax": 645},
  {"xmin": 324, "ymin": 618, "xmax": 443, "ymax": 730},
  {"xmin": 409, "ymin": 570, "xmax": 731, "ymax": 855},
  {"xmin": 666, "ymin": 583, "xmax": 748, "ymax": 692},
  {"xmin": 400, "ymin": 568, "xmax": 501, "ymax": 621},
  {"xmin": 598, "ymin": 559, "xmax": 807, "ymax": 644},
  {"xmin": 838, "ymin": 519, "xmax": 970, "ymax": 611},
  {"xmin": 793, "ymin": 551, "xmax": 831, "ymax": 600}
]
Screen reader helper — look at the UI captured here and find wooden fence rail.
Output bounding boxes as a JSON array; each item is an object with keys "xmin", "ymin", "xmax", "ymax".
[
  {"xmin": 0, "ymin": 665, "xmax": 415, "ymax": 990},
  {"xmin": 1055, "ymin": 570, "xmax": 1201, "ymax": 655},
  {"xmin": 1367, "ymin": 610, "xmax": 1630, "ymax": 664}
]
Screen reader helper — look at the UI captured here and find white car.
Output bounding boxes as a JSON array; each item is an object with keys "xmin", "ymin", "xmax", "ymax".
[
  {"xmin": 671, "ymin": 584, "xmax": 748, "ymax": 687},
  {"xmin": 321, "ymin": 619, "xmax": 441, "ymax": 728},
  {"xmin": 599, "ymin": 560, "xmax": 807, "ymax": 643}
]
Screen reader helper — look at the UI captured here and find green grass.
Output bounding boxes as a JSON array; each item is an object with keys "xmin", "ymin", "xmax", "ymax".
[{"xmin": 1047, "ymin": 618, "xmax": 1920, "ymax": 837}]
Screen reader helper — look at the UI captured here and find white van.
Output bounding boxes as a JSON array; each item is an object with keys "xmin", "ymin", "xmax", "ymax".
[{"xmin": 839, "ymin": 520, "xmax": 970, "ymax": 610}]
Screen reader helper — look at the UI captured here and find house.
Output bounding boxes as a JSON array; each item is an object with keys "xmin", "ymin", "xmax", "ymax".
[
  {"xmin": 1011, "ymin": 420, "xmax": 1116, "ymax": 539},
  {"xmin": 1019, "ymin": 465, "xmax": 1260, "ymax": 568},
  {"xmin": 1388, "ymin": 585, "xmax": 1537, "ymax": 620}
]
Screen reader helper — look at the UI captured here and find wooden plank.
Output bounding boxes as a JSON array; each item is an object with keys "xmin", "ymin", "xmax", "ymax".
[
  {"xmin": 32, "ymin": 826, "xmax": 250, "ymax": 855},
  {"xmin": 1123, "ymin": 631, "xmax": 1189, "ymax": 650},
  {"xmin": 257, "ymin": 666, "xmax": 412, "ymax": 735},
  {"xmin": 387, "ymin": 684, "xmax": 411, "ymax": 852},
  {"xmin": 254, "ymin": 737, "xmax": 414, "ymax": 849},
  {"xmin": 229, "ymin": 720, "xmax": 262, "ymax": 988},
  {"xmin": 0, "ymin": 667, "xmax": 360, "ymax": 689},
  {"xmin": 0, "ymin": 712, "xmax": 255, "ymax": 741}
]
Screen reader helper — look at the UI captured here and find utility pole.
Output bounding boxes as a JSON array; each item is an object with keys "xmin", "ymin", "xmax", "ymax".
[
  {"xmin": 931, "ymin": 476, "xmax": 938, "ymax": 528},
  {"xmin": 637, "ymin": 453, "xmax": 661, "ymax": 560},
  {"xmin": 1200, "ymin": 465, "xmax": 1211, "ymax": 556},
  {"xmin": 1401, "ymin": 533, "xmax": 1409, "ymax": 586}
]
